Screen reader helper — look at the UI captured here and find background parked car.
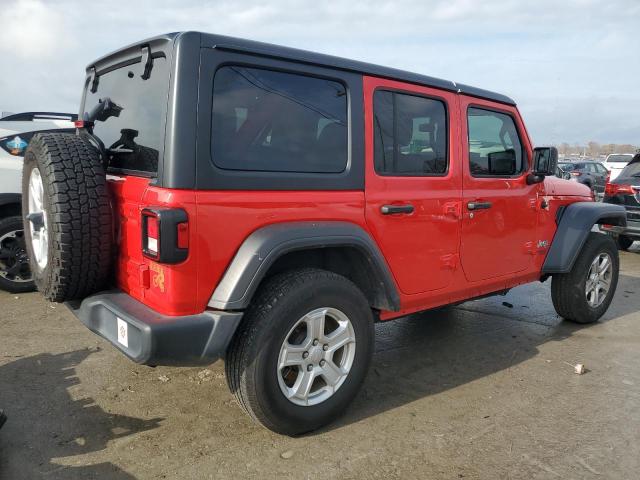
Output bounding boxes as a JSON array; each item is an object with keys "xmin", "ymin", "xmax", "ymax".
[
  {"xmin": 601, "ymin": 154, "xmax": 640, "ymax": 250},
  {"xmin": 603, "ymin": 153, "xmax": 634, "ymax": 181},
  {"xmin": 0, "ymin": 112, "xmax": 75, "ymax": 292},
  {"xmin": 557, "ymin": 160, "xmax": 609, "ymax": 195}
]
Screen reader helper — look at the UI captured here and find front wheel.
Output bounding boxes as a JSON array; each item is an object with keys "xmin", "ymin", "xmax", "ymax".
[
  {"xmin": 225, "ymin": 269, "xmax": 374, "ymax": 435},
  {"xmin": 551, "ymin": 232, "xmax": 619, "ymax": 324}
]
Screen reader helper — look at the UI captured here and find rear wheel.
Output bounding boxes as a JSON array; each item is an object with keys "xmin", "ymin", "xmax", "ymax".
[
  {"xmin": 551, "ymin": 233, "xmax": 619, "ymax": 324},
  {"xmin": 617, "ymin": 235, "xmax": 634, "ymax": 251},
  {"xmin": 0, "ymin": 216, "xmax": 34, "ymax": 293},
  {"xmin": 22, "ymin": 133, "xmax": 113, "ymax": 302},
  {"xmin": 225, "ymin": 269, "xmax": 374, "ymax": 435}
]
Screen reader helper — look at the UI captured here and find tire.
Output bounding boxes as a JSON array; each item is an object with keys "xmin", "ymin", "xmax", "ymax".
[
  {"xmin": 617, "ymin": 235, "xmax": 634, "ymax": 251},
  {"xmin": 0, "ymin": 216, "xmax": 35, "ymax": 293},
  {"xmin": 21, "ymin": 133, "xmax": 113, "ymax": 302},
  {"xmin": 551, "ymin": 232, "xmax": 619, "ymax": 324},
  {"xmin": 225, "ymin": 268, "xmax": 374, "ymax": 435}
]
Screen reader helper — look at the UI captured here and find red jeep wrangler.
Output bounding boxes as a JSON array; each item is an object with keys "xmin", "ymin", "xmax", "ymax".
[{"xmin": 22, "ymin": 32, "xmax": 626, "ymax": 435}]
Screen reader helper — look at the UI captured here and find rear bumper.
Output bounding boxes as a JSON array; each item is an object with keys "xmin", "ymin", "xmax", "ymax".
[{"xmin": 66, "ymin": 291, "xmax": 243, "ymax": 366}]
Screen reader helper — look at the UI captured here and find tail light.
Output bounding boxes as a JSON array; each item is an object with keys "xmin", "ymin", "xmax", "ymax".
[
  {"xmin": 141, "ymin": 208, "xmax": 189, "ymax": 263},
  {"xmin": 570, "ymin": 171, "xmax": 581, "ymax": 176},
  {"xmin": 605, "ymin": 183, "xmax": 634, "ymax": 196}
]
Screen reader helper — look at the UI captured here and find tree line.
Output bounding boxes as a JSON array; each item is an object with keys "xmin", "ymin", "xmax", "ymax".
[{"xmin": 556, "ymin": 142, "xmax": 638, "ymax": 157}]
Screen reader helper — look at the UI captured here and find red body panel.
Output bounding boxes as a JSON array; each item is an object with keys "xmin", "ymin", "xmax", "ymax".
[{"xmin": 109, "ymin": 76, "xmax": 592, "ymax": 319}]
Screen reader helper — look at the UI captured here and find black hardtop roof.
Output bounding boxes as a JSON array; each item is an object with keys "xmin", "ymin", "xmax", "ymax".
[{"xmin": 89, "ymin": 31, "xmax": 516, "ymax": 106}]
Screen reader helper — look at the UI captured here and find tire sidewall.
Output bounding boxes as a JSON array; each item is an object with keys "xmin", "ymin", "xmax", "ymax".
[
  {"xmin": 21, "ymin": 146, "xmax": 54, "ymax": 291},
  {"xmin": 250, "ymin": 276, "xmax": 374, "ymax": 433}
]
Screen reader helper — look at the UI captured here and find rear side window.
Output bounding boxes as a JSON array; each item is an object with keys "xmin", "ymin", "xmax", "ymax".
[
  {"xmin": 83, "ymin": 56, "xmax": 169, "ymax": 175},
  {"xmin": 619, "ymin": 158, "xmax": 640, "ymax": 178},
  {"xmin": 373, "ymin": 90, "xmax": 448, "ymax": 175},
  {"xmin": 211, "ymin": 66, "xmax": 348, "ymax": 173},
  {"xmin": 467, "ymin": 107, "xmax": 524, "ymax": 176}
]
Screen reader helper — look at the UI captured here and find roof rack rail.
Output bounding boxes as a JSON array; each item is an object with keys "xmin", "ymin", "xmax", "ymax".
[{"xmin": 0, "ymin": 111, "xmax": 78, "ymax": 122}]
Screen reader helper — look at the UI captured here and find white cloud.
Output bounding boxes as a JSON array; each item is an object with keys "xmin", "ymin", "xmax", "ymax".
[{"xmin": 0, "ymin": 0, "xmax": 638, "ymax": 144}]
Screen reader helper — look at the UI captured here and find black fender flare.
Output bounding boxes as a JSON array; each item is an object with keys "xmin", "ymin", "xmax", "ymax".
[
  {"xmin": 542, "ymin": 202, "xmax": 626, "ymax": 274},
  {"xmin": 208, "ymin": 221, "xmax": 400, "ymax": 311}
]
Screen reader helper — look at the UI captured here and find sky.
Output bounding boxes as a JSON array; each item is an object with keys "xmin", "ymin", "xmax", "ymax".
[{"xmin": 0, "ymin": 0, "xmax": 638, "ymax": 145}]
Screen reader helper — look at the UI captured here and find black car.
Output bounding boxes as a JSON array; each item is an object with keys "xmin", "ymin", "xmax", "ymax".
[
  {"xmin": 602, "ymin": 154, "xmax": 640, "ymax": 250},
  {"xmin": 558, "ymin": 161, "xmax": 609, "ymax": 194}
]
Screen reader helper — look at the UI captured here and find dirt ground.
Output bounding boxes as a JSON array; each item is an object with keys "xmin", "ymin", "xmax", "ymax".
[{"xmin": 1, "ymin": 248, "xmax": 639, "ymax": 479}]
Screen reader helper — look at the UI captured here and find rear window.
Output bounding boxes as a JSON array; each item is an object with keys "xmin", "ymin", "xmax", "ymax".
[
  {"xmin": 211, "ymin": 66, "xmax": 348, "ymax": 173},
  {"xmin": 82, "ymin": 55, "xmax": 169, "ymax": 175},
  {"xmin": 619, "ymin": 158, "xmax": 640, "ymax": 178},
  {"xmin": 608, "ymin": 154, "xmax": 633, "ymax": 163}
]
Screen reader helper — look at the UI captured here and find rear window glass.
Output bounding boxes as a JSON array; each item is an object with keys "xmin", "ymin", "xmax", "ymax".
[
  {"xmin": 619, "ymin": 159, "xmax": 640, "ymax": 178},
  {"xmin": 211, "ymin": 66, "xmax": 348, "ymax": 173},
  {"xmin": 83, "ymin": 56, "xmax": 169, "ymax": 175}
]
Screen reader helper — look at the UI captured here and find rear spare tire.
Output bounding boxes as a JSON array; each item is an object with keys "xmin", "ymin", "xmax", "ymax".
[{"xmin": 21, "ymin": 133, "xmax": 113, "ymax": 302}]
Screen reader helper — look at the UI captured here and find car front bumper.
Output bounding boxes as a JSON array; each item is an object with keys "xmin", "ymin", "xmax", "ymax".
[{"xmin": 66, "ymin": 290, "xmax": 243, "ymax": 366}]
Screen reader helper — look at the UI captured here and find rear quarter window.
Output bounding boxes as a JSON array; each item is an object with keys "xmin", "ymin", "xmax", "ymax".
[{"xmin": 211, "ymin": 66, "xmax": 348, "ymax": 174}]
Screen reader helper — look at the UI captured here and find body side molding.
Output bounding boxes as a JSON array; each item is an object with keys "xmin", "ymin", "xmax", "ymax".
[
  {"xmin": 542, "ymin": 202, "xmax": 626, "ymax": 274},
  {"xmin": 208, "ymin": 221, "xmax": 400, "ymax": 311}
]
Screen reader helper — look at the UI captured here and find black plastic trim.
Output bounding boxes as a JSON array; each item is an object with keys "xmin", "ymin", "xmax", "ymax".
[
  {"xmin": 67, "ymin": 290, "xmax": 243, "ymax": 366},
  {"xmin": 542, "ymin": 202, "xmax": 627, "ymax": 274},
  {"xmin": 208, "ymin": 221, "xmax": 400, "ymax": 311}
]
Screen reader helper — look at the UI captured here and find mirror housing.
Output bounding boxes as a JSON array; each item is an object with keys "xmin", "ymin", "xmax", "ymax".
[{"xmin": 528, "ymin": 146, "xmax": 558, "ymax": 185}]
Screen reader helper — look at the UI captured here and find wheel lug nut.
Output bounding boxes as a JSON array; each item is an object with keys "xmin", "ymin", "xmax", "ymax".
[
  {"xmin": 319, "ymin": 360, "xmax": 326, "ymax": 367},
  {"xmin": 322, "ymin": 344, "xmax": 328, "ymax": 351},
  {"xmin": 307, "ymin": 364, "xmax": 313, "ymax": 372},
  {"xmin": 313, "ymin": 339, "xmax": 319, "ymax": 346},
  {"xmin": 302, "ymin": 351, "xmax": 309, "ymax": 359}
]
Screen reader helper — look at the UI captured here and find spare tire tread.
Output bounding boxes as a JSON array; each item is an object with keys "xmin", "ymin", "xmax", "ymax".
[{"xmin": 22, "ymin": 133, "xmax": 113, "ymax": 302}]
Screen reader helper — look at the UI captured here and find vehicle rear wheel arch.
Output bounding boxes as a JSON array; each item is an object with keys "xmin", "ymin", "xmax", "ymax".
[
  {"xmin": 0, "ymin": 195, "xmax": 21, "ymax": 219},
  {"xmin": 208, "ymin": 222, "xmax": 400, "ymax": 312}
]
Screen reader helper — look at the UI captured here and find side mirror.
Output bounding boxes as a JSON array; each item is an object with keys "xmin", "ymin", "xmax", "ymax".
[{"xmin": 528, "ymin": 146, "xmax": 558, "ymax": 184}]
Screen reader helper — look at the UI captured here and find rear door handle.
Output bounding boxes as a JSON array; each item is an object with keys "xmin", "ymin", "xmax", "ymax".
[
  {"xmin": 381, "ymin": 204, "xmax": 414, "ymax": 215},
  {"xmin": 467, "ymin": 201, "xmax": 492, "ymax": 211}
]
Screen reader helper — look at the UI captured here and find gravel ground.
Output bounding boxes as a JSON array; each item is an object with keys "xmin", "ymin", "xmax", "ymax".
[{"xmin": 1, "ymin": 248, "xmax": 639, "ymax": 479}]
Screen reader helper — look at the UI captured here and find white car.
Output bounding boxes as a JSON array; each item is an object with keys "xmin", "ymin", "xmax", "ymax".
[
  {"xmin": 603, "ymin": 153, "xmax": 634, "ymax": 181},
  {"xmin": 0, "ymin": 112, "xmax": 75, "ymax": 292}
]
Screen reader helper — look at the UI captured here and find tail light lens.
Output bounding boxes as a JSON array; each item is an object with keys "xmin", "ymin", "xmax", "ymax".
[
  {"xmin": 570, "ymin": 171, "xmax": 581, "ymax": 176},
  {"xmin": 143, "ymin": 211, "xmax": 159, "ymax": 258},
  {"xmin": 141, "ymin": 208, "xmax": 189, "ymax": 263},
  {"xmin": 605, "ymin": 183, "xmax": 634, "ymax": 196}
]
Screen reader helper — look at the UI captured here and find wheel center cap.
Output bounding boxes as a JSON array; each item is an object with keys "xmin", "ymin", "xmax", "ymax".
[{"xmin": 308, "ymin": 346, "xmax": 323, "ymax": 364}]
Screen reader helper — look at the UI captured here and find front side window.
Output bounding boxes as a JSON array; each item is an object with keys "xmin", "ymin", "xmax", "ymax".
[
  {"xmin": 467, "ymin": 107, "xmax": 524, "ymax": 176},
  {"xmin": 211, "ymin": 66, "xmax": 348, "ymax": 173},
  {"xmin": 373, "ymin": 90, "xmax": 448, "ymax": 175}
]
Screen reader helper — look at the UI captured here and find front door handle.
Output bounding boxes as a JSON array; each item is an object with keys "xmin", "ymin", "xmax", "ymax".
[
  {"xmin": 467, "ymin": 201, "xmax": 492, "ymax": 211},
  {"xmin": 381, "ymin": 204, "xmax": 414, "ymax": 215}
]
